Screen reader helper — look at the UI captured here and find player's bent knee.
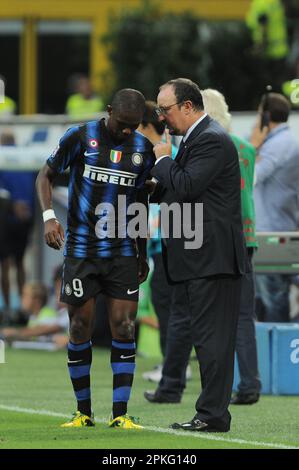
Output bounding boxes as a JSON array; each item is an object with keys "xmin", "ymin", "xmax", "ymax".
[
  {"xmin": 114, "ymin": 319, "xmax": 135, "ymax": 340},
  {"xmin": 69, "ymin": 316, "xmax": 90, "ymax": 343}
]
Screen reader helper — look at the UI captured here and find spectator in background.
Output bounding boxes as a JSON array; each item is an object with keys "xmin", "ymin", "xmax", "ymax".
[
  {"xmin": 246, "ymin": 0, "xmax": 289, "ymax": 90},
  {"xmin": 0, "ymin": 131, "xmax": 36, "ymax": 322},
  {"xmin": 0, "ymin": 270, "xmax": 70, "ymax": 349},
  {"xmin": 0, "ymin": 281, "xmax": 57, "ymax": 341},
  {"xmin": 251, "ymin": 93, "xmax": 299, "ymax": 322},
  {"xmin": 65, "ymin": 75, "xmax": 104, "ymax": 120},
  {"xmin": 0, "ymin": 75, "xmax": 16, "ymax": 116}
]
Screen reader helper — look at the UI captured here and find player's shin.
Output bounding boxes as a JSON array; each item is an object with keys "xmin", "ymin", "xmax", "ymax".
[
  {"xmin": 110, "ymin": 339, "xmax": 136, "ymax": 418},
  {"xmin": 67, "ymin": 340, "xmax": 92, "ymax": 417}
]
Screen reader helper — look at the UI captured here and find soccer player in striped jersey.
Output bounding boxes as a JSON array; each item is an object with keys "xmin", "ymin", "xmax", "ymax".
[{"xmin": 36, "ymin": 89, "xmax": 155, "ymax": 429}]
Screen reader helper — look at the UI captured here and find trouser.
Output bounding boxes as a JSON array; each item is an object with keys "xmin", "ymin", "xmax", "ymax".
[
  {"xmin": 158, "ymin": 274, "xmax": 241, "ymax": 430},
  {"xmin": 150, "ymin": 253, "xmax": 173, "ymax": 357},
  {"xmin": 236, "ymin": 249, "xmax": 261, "ymax": 394}
]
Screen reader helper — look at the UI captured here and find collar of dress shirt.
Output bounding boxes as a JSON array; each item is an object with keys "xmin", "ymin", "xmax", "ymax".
[
  {"xmin": 264, "ymin": 123, "xmax": 288, "ymax": 142},
  {"xmin": 183, "ymin": 113, "xmax": 207, "ymax": 142}
]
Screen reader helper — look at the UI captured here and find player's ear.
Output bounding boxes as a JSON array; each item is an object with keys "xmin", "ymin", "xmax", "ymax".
[{"xmin": 107, "ymin": 105, "xmax": 112, "ymax": 115}]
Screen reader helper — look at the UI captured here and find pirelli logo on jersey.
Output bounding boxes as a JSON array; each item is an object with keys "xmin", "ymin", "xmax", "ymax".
[{"xmin": 83, "ymin": 164, "xmax": 138, "ymax": 187}]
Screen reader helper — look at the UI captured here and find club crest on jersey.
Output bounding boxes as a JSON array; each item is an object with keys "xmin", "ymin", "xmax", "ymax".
[
  {"xmin": 88, "ymin": 139, "xmax": 98, "ymax": 148},
  {"xmin": 110, "ymin": 150, "xmax": 122, "ymax": 163},
  {"xmin": 132, "ymin": 153, "xmax": 143, "ymax": 166},
  {"xmin": 65, "ymin": 283, "xmax": 72, "ymax": 296}
]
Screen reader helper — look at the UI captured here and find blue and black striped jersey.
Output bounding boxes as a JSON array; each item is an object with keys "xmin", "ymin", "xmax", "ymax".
[{"xmin": 47, "ymin": 119, "xmax": 155, "ymax": 258}]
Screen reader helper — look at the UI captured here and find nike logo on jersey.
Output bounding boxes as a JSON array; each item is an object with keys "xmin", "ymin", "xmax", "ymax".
[
  {"xmin": 120, "ymin": 354, "xmax": 136, "ymax": 360},
  {"xmin": 84, "ymin": 151, "xmax": 99, "ymax": 157},
  {"xmin": 127, "ymin": 289, "xmax": 139, "ymax": 295},
  {"xmin": 83, "ymin": 164, "xmax": 138, "ymax": 187},
  {"xmin": 67, "ymin": 360, "xmax": 83, "ymax": 364}
]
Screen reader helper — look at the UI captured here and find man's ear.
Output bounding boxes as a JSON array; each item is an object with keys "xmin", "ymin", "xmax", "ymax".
[
  {"xmin": 183, "ymin": 100, "xmax": 193, "ymax": 114},
  {"xmin": 107, "ymin": 105, "xmax": 112, "ymax": 115}
]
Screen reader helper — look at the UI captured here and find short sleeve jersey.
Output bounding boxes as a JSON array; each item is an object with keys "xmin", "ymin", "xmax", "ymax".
[{"xmin": 47, "ymin": 119, "xmax": 155, "ymax": 258}]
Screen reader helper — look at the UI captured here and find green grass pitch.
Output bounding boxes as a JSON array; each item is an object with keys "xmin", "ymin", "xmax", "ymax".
[{"xmin": 0, "ymin": 348, "xmax": 298, "ymax": 449}]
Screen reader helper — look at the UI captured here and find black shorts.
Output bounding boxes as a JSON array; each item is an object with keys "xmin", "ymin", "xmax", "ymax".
[{"xmin": 61, "ymin": 256, "xmax": 139, "ymax": 305}]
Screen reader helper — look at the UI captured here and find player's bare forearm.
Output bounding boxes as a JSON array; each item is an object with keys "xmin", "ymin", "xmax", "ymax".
[
  {"xmin": 18, "ymin": 324, "xmax": 62, "ymax": 338},
  {"xmin": 36, "ymin": 164, "xmax": 65, "ymax": 250},
  {"xmin": 36, "ymin": 163, "xmax": 56, "ymax": 211}
]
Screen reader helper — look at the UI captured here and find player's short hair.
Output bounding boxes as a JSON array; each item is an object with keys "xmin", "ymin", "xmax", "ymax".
[
  {"xmin": 112, "ymin": 89, "xmax": 146, "ymax": 116},
  {"xmin": 141, "ymin": 100, "xmax": 165, "ymax": 135},
  {"xmin": 26, "ymin": 281, "xmax": 49, "ymax": 307},
  {"xmin": 160, "ymin": 78, "xmax": 204, "ymax": 111},
  {"xmin": 201, "ymin": 89, "xmax": 232, "ymax": 131},
  {"xmin": 261, "ymin": 93, "xmax": 290, "ymax": 123}
]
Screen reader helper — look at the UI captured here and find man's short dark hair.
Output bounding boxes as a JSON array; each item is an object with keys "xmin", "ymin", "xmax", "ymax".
[
  {"xmin": 160, "ymin": 78, "xmax": 204, "ymax": 111},
  {"xmin": 142, "ymin": 100, "xmax": 165, "ymax": 135},
  {"xmin": 111, "ymin": 88, "xmax": 145, "ymax": 115},
  {"xmin": 262, "ymin": 93, "xmax": 290, "ymax": 123}
]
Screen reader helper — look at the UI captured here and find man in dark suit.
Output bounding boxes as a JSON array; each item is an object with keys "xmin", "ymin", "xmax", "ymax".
[{"xmin": 146, "ymin": 78, "xmax": 247, "ymax": 432}]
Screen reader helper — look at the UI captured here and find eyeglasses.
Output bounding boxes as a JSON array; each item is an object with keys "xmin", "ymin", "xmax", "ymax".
[{"xmin": 155, "ymin": 101, "xmax": 183, "ymax": 116}]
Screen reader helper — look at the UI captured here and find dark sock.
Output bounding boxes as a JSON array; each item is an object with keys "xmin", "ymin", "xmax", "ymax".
[
  {"xmin": 67, "ymin": 340, "xmax": 92, "ymax": 417},
  {"xmin": 111, "ymin": 338, "xmax": 136, "ymax": 419}
]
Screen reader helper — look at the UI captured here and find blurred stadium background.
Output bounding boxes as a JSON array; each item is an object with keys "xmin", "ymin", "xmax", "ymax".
[{"xmin": 0, "ymin": 0, "xmax": 299, "ymax": 449}]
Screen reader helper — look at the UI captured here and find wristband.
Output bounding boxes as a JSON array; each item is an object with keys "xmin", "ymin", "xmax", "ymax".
[{"xmin": 43, "ymin": 209, "xmax": 57, "ymax": 223}]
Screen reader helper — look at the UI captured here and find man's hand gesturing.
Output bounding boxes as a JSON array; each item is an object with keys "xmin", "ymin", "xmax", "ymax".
[{"xmin": 153, "ymin": 129, "xmax": 172, "ymax": 160}]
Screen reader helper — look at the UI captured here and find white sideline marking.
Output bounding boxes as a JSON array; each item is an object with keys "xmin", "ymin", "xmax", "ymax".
[{"xmin": 0, "ymin": 404, "xmax": 297, "ymax": 450}]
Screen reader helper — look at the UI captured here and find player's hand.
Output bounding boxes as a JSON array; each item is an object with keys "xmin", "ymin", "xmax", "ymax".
[
  {"xmin": 153, "ymin": 129, "xmax": 172, "ymax": 159},
  {"xmin": 137, "ymin": 255, "xmax": 149, "ymax": 284},
  {"xmin": 44, "ymin": 219, "xmax": 65, "ymax": 250}
]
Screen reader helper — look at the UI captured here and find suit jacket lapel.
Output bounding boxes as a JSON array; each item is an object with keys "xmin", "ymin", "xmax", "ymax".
[{"xmin": 175, "ymin": 115, "xmax": 211, "ymax": 163}]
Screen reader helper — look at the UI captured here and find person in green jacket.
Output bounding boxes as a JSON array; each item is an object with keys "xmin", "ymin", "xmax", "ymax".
[
  {"xmin": 246, "ymin": 0, "xmax": 289, "ymax": 60},
  {"xmin": 65, "ymin": 75, "xmax": 103, "ymax": 120},
  {"xmin": 246, "ymin": 0, "xmax": 289, "ymax": 90},
  {"xmin": 0, "ymin": 75, "xmax": 16, "ymax": 116}
]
